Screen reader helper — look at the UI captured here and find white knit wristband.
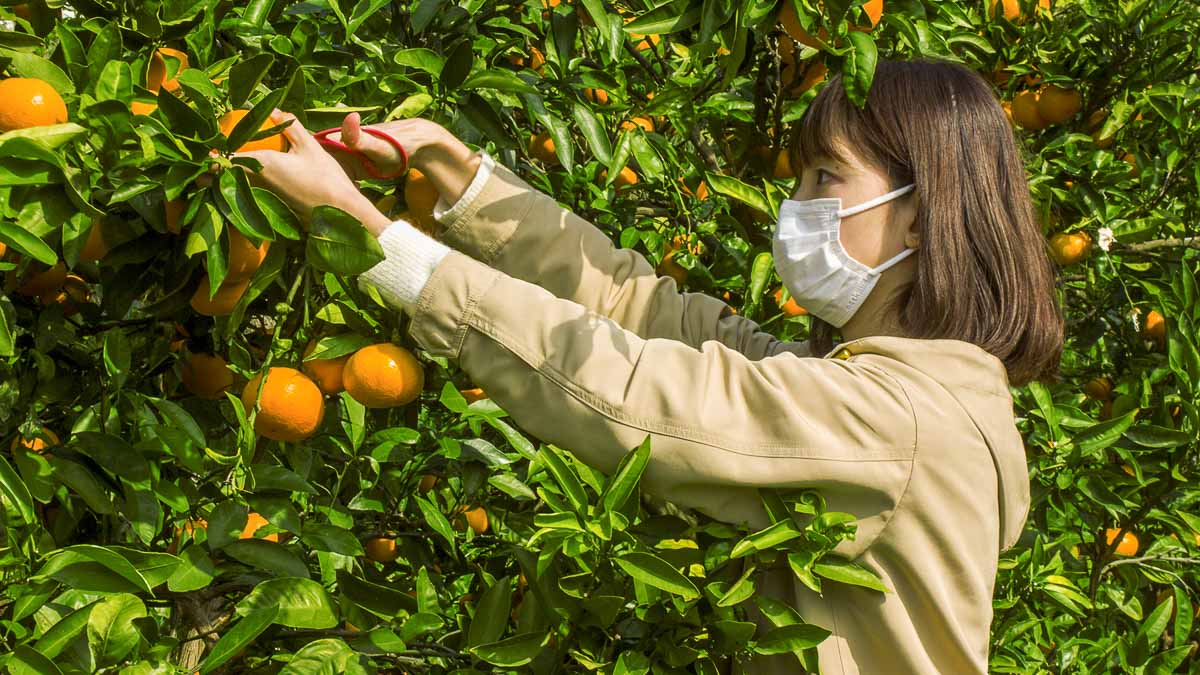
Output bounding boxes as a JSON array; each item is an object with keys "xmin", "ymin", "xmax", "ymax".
[{"xmin": 357, "ymin": 218, "xmax": 452, "ymax": 312}]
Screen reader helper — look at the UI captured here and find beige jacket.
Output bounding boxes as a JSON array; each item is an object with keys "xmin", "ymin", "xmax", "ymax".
[{"xmin": 362, "ymin": 157, "xmax": 1030, "ymax": 674}]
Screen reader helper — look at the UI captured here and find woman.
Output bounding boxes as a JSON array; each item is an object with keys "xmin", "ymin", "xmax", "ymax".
[{"xmin": 239, "ymin": 58, "xmax": 1063, "ymax": 674}]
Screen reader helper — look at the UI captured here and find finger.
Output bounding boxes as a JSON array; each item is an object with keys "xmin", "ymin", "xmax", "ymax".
[
  {"xmin": 341, "ymin": 112, "xmax": 361, "ymax": 148},
  {"xmin": 228, "ymin": 150, "xmax": 276, "ymax": 187},
  {"xmin": 272, "ymin": 109, "xmax": 320, "ymax": 153}
]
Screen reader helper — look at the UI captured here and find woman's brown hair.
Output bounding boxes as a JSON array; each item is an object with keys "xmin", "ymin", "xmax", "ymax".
[{"xmin": 785, "ymin": 57, "xmax": 1064, "ymax": 387}]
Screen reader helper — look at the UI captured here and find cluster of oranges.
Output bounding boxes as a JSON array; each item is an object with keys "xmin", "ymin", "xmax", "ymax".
[{"xmin": 179, "ymin": 342, "xmax": 425, "ymax": 441}]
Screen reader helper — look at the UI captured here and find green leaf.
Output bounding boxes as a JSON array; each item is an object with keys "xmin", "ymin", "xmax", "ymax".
[
  {"xmin": 300, "ymin": 522, "xmax": 365, "ymax": 556},
  {"xmin": 0, "ymin": 454, "xmax": 35, "ymax": 525},
  {"xmin": 470, "ymin": 631, "xmax": 552, "ymax": 667},
  {"xmin": 842, "ymin": 31, "xmax": 878, "ymax": 109},
  {"xmin": 199, "ymin": 607, "xmax": 277, "ymax": 674},
  {"xmin": 9, "ymin": 645, "xmax": 64, "ymax": 675},
  {"xmin": 223, "ymin": 539, "xmax": 310, "ymax": 578},
  {"xmin": 393, "ymin": 48, "xmax": 444, "ymax": 75},
  {"xmin": 38, "ymin": 545, "xmax": 152, "ymax": 593},
  {"xmin": 538, "ymin": 445, "xmax": 588, "ymax": 515},
  {"xmin": 86, "ymin": 593, "xmax": 147, "ymax": 666},
  {"xmin": 462, "ymin": 68, "xmax": 539, "ymax": 94},
  {"xmin": 466, "ymin": 575, "xmax": 513, "ymax": 648},
  {"xmin": 1068, "ymin": 412, "xmax": 1136, "ymax": 457},
  {"xmin": 753, "ymin": 623, "xmax": 831, "ymax": 654},
  {"xmin": 705, "ymin": 172, "xmax": 773, "ymax": 216},
  {"xmin": 3, "ymin": 49, "xmax": 74, "ymax": 94},
  {"xmin": 0, "ymin": 221, "xmax": 57, "ymax": 265},
  {"xmin": 102, "ymin": 329, "xmax": 131, "ymax": 388},
  {"xmin": 614, "ymin": 552, "xmax": 701, "ymax": 600},
  {"xmin": 306, "ymin": 205, "xmax": 386, "ymax": 275},
  {"xmin": 224, "ymin": 88, "xmax": 287, "ymax": 153},
  {"xmin": 33, "ymin": 600, "xmax": 99, "ymax": 659},
  {"xmin": 278, "ymin": 638, "xmax": 363, "ymax": 674},
  {"xmin": 167, "ymin": 545, "xmax": 217, "ymax": 593},
  {"xmin": 415, "ymin": 496, "xmax": 456, "ymax": 551},
  {"xmin": 812, "ymin": 558, "xmax": 889, "ymax": 593},
  {"xmin": 1123, "ymin": 424, "xmax": 1191, "ymax": 448},
  {"xmin": 623, "ymin": 1, "xmax": 703, "ymax": 35},
  {"xmin": 229, "ymin": 53, "xmax": 275, "ymax": 109},
  {"xmin": 235, "ymin": 578, "xmax": 338, "ymax": 629},
  {"xmin": 250, "ymin": 464, "xmax": 316, "ymax": 494},
  {"xmin": 0, "ymin": 122, "xmax": 87, "ymax": 149}
]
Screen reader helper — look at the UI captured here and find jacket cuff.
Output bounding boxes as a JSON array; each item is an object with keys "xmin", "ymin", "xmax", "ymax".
[
  {"xmin": 406, "ymin": 249, "xmax": 503, "ymax": 358},
  {"xmin": 358, "ymin": 218, "xmax": 452, "ymax": 312},
  {"xmin": 436, "ymin": 157, "xmax": 541, "ymax": 265},
  {"xmin": 432, "ymin": 150, "xmax": 496, "ymax": 228}
]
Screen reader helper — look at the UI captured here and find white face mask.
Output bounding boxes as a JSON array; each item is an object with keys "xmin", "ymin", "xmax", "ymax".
[{"xmin": 772, "ymin": 183, "xmax": 917, "ymax": 328}]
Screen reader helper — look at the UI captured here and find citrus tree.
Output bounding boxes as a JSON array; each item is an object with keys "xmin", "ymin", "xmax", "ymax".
[{"xmin": 0, "ymin": 0, "xmax": 1196, "ymax": 673}]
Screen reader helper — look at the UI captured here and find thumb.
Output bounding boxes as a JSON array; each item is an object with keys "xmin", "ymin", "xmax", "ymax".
[{"xmin": 341, "ymin": 112, "xmax": 362, "ymax": 148}]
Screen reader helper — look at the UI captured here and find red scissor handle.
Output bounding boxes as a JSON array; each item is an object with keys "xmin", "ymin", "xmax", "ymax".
[{"xmin": 313, "ymin": 126, "xmax": 409, "ymax": 180}]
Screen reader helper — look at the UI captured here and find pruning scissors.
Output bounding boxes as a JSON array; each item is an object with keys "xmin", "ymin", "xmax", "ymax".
[{"xmin": 312, "ymin": 126, "xmax": 409, "ymax": 180}]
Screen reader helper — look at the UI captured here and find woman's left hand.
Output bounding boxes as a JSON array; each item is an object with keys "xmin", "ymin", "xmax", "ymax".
[{"xmin": 232, "ymin": 110, "xmax": 392, "ymax": 236}]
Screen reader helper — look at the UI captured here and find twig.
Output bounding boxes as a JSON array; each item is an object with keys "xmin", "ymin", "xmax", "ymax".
[
  {"xmin": 1113, "ymin": 236, "xmax": 1200, "ymax": 253},
  {"xmin": 1102, "ymin": 555, "xmax": 1200, "ymax": 569}
]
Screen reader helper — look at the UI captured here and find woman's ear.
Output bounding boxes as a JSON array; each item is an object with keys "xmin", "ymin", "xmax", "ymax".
[{"xmin": 898, "ymin": 193, "xmax": 920, "ymax": 248}]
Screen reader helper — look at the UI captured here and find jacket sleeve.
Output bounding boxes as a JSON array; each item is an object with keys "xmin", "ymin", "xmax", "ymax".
[
  {"xmin": 430, "ymin": 153, "xmax": 811, "ymax": 361},
  {"xmin": 403, "ymin": 249, "xmax": 916, "ymax": 548}
]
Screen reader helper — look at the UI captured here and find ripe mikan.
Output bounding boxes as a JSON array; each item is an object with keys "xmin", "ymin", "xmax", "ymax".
[
  {"xmin": 225, "ymin": 229, "xmax": 269, "ymax": 282},
  {"xmin": 1011, "ymin": 90, "xmax": 1048, "ymax": 130},
  {"xmin": 583, "ymin": 88, "xmax": 609, "ymax": 105},
  {"xmin": 461, "ymin": 387, "xmax": 488, "ymax": 404},
  {"xmin": 16, "ymin": 262, "xmax": 67, "ymax": 299},
  {"xmin": 11, "ymin": 428, "xmax": 59, "ymax": 455},
  {"xmin": 365, "ymin": 536, "xmax": 399, "ymax": 563},
  {"xmin": 130, "ymin": 100, "xmax": 158, "ymax": 116},
  {"xmin": 404, "ymin": 169, "xmax": 439, "ymax": 232},
  {"xmin": 0, "ymin": 77, "xmax": 68, "ymax": 132},
  {"xmin": 148, "ymin": 47, "xmax": 189, "ymax": 93},
  {"xmin": 1106, "ymin": 528, "xmax": 1139, "ymax": 557},
  {"xmin": 620, "ymin": 116, "xmax": 655, "ymax": 133},
  {"xmin": 1121, "ymin": 152, "xmax": 1139, "ymax": 177},
  {"xmin": 1141, "ymin": 310, "xmax": 1166, "ymax": 348},
  {"xmin": 1083, "ymin": 377, "xmax": 1113, "ymax": 401},
  {"xmin": 454, "ymin": 506, "xmax": 489, "ymax": 534},
  {"xmin": 80, "ymin": 220, "xmax": 110, "ymax": 262},
  {"xmin": 190, "ymin": 276, "xmax": 250, "ymax": 316},
  {"xmin": 679, "ymin": 177, "xmax": 709, "ymax": 200},
  {"xmin": 600, "ymin": 166, "xmax": 639, "ymax": 190},
  {"xmin": 1037, "ymin": 85, "xmax": 1081, "ymax": 124},
  {"xmin": 1048, "ymin": 232, "xmax": 1090, "ymax": 266},
  {"xmin": 181, "ymin": 353, "xmax": 235, "ymax": 400},
  {"xmin": 241, "ymin": 367, "xmax": 325, "ymax": 442},
  {"xmin": 218, "ymin": 109, "xmax": 289, "ymax": 153},
  {"xmin": 774, "ymin": 287, "xmax": 808, "ymax": 317},
  {"xmin": 529, "ymin": 132, "xmax": 558, "ymax": 164},
  {"xmin": 418, "ymin": 474, "xmax": 438, "ymax": 493},
  {"xmin": 165, "ymin": 199, "xmax": 186, "ymax": 234},
  {"xmin": 779, "ymin": 0, "xmax": 882, "ymax": 48},
  {"xmin": 344, "ymin": 344, "xmax": 424, "ymax": 408},
  {"xmin": 243, "ymin": 512, "xmax": 280, "ymax": 542},
  {"xmin": 302, "ymin": 341, "xmax": 350, "ymax": 395}
]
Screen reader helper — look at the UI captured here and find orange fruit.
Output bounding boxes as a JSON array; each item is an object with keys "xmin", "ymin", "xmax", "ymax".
[
  {"xmin": 45, "ymin": 274, "xmax": 90, "ymax": 316},
  {"xmin": 181, "ymin": 353, "xmax": 235, "ymax": 400},
  {"xmin": 404, "ymin": 168, "xmax": 439, "ymax": 232},
  {"xmin": 620, "ymin": 116, "xmax": 655, "ymax": 133},
  {"xmin": 167, "ymin": 518, "xmax": 208, "ymax": 554},
  {"xmin": 1048, "ymin": 232, "xmax": 1090, "ymax": 266},
  {"xmin": 773, "ymin": 149, "xmax": 794, "ymax": 179},
  {"xmin": 1011, "ymin": 90, "xmax": 1048, "ymax": 130},
  {"xmin": 1001, "ymin": 100, "xmax": 1014, "ymax": 125},
  {"xmin": 11, "ymin": 428, "xmax": 59, "ymax": 455},
  {"xmin": 600, "ymin": 166, "xmax": 639, "ymax": 190},
  {"xmin": 225, "ymin": 229, "xmax": 269, "ymax": 282},
  {"xmin": 168, "ymin": 323, "xmax": 189, "ymax": 353},
  {"xmin": 190, "ymin": 275, "xmax": 250, "ymax": 316},
  {"xmin": 148, "ymin": 47, "xmax": 189, "ymax": 93},
  {"xmin": 778, "ymin": 1, "xmax": 830, "ymax": 48},
  {"xmin": 583, "ymin": 88, "xmax": 609, "ymax": 105},
  {"xmin": 1120, "ymin": 464, "xmax": 1135, "ymax": 477},
  {"xmin": 454, "ymin": 506, "xmax": 489, "ymax": 534},
  {"xmin": 374, "ymin": 193, "xmax": 399, "ymax": 216},
  {"xmin": 241, "ymin": 367, "xmax": 326, "ymax": 442},
  {"xmin": 624, "ymin": 17, "xmax": 661, "ymax": 51},
  {"xmin": 461, "ymin": 387, "xmax": 488, "ymax": 404},
  {"xmin": 679, "ymin": 177, "xmax": 709, "ymax": 200},
  {"xmin": 1121, "ymin": 152, "xmax": 1139, "ymax": 177},
  {"xmin": 344, "ymin": 343, "xmax": 424, "ymax": 408},
  {"xmin": 242, "ymin": 512, "xmax": 280, "ymax": 542},
  {"xmin": 781, "ymin": 58, "xmax": 828, "ymax": 99},
  {"xmin": 1037, "ymin": 85, "xmax": 1081, "ymax": 124},
  {"xmin": 218, "ymin": 109, "xmax": 289, "ymax": 153},
  {"xmin": 419, "ymin": 474, "xmax": 438, "ymax": 493},
  {"xmin": 0, "ymin": 78, "xmax": 68, "ymax": 132},
  {"xmin": 302, "ymin": 341, "xmax": 350, "ymax": 395},
  {"xmin": 16, "ymin": 262, "xmax": 67, "ymax": 298},
  {"xmin": 1106, "ymin": 528, "xmax": 1139, "ymax": 557},
  {"xmin": 529, "ymin": 132, "xmax": 558, "ymax": 164},
  {"xmin": 130, "ymin": 101, "xmax": 158, "ymax": 116},
  {"xmin": 989, "ymin": 0, "xmax": 1020, "ymax": 20},
  {"xmin": 774, "ymin": 287, "xmax": 808, "ymax": 317},
  {"xmin": 1141, "ymin": 310, "xmax": 1165, "ymax": 347},
  {"xmin": 365, "ymin": 536, "xmax": 399, "ymax": 563},
  {"xmin": 0, "ymin": 242, "xmax": 6, "ymax": 258},
  {"xmin": 1084, "ymin": 377, "xmax": 1113, "ymax": 401},
  {"xmin": 165, "ymin": 199, "xmax": 186, "ymax": 234},
  {"xmin": 80, "ymin": 220, "xmax": 110, "ymax": 262}
]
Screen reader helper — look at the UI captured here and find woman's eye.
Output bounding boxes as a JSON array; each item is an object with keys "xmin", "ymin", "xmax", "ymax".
[{"xmin": 815, "ymin": 168, "xmax": 833, "ymax": 185}]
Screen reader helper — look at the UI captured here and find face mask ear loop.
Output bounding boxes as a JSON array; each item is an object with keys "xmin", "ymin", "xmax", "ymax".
[{"xmin": 837, "ymin": 183, "xmax": 916, "ymax": 218}]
